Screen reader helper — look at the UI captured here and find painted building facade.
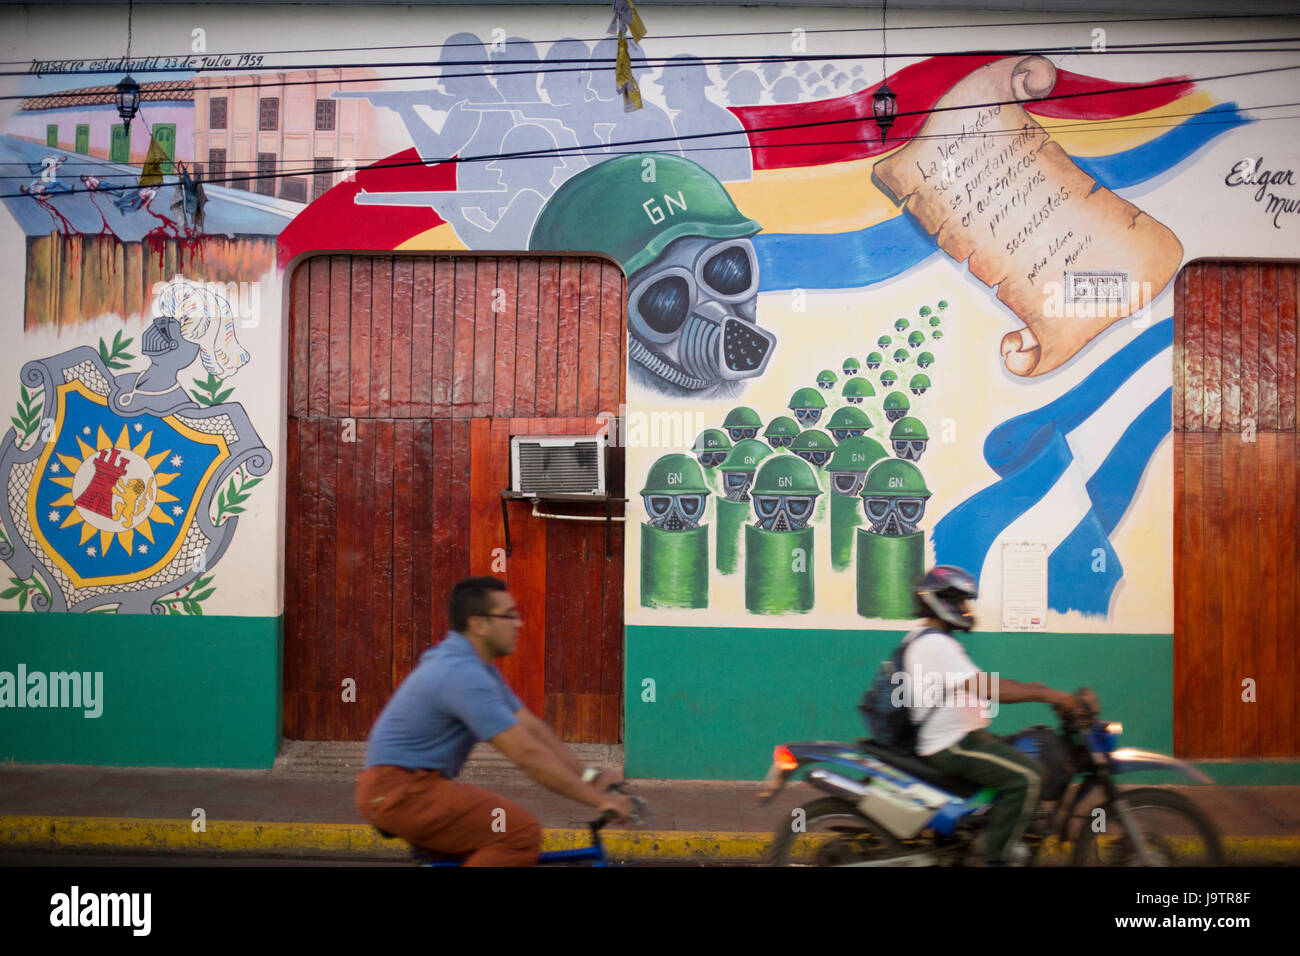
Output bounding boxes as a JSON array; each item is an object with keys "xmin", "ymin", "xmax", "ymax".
[{"xmin": 1, "ymin": 3, "xmax": 1297, "ymax": 779}]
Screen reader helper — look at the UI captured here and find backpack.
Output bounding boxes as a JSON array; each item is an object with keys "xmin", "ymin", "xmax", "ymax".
[{"xmin": 858, "ymin": 631, "xmax": 938, "ymax": 754}]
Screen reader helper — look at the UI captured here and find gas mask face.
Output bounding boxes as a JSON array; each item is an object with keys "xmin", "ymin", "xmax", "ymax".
[
  {"xmin": 845, "ymin": 396, "xmax": 864, "ymax": 406},
  {"xmin": 722, "ymin": 470, "xmax": 756, "ymax": 502},
  {"xmin": 843, "ymin": 367, "xmax": 858, "ymax": 376},
  {"xmin": 767, "ymin": 435, "xmax": 794, "ymax": 449},
  {"xmin": 793, "ymin": 448, "xmax": 832, "ymax": 468},
  {"xmin": 753, "ymin": 494, "xmax": 816, "ymax": 531},
  {"xmin": 892, "ymin": 439, "xmax": 928, "ymax": 461},
  {"xmin": 627, "ymin": 237, "xmax": 774, "ymax": 391},
  {"xmin": 726, "ymin": 426, "xmax": 758, "ymax": 441},
  {"xmin": 866, "ymin": 360, "xmax": 881, "ymax": 370},
  {"xmin": 696, "ymin": 450, "xmax": 728, "ymax": 468},
  {"xmin": 884, "ymin": 408, "xmax": 907, "ymax": 423},
  {"xmin": 830, "ymin": 427, "xmax": 867, "ymax": 442},
  {"xmin": 830, "ymin": 472, "xmax": 867, "ymax": 497},
  {"xmin": 863, "ymin": 496, "xmax": 927, "ymax": 536},
  {"xmin": 644, "ymin": 493, "xmax": 707, "ymax": 530},
  {"xmin": 792, "ymin": 407, "xmax": 823, "ymax": 426},
  {"xmin": 911, "ymin": 385, "xmax": 929, "ymax": 395}
]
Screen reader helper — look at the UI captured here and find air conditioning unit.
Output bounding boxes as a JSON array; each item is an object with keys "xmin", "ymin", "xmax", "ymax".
[{"xmin": 510, "ymin": 434, "xmax": 606, "ymax": 496}]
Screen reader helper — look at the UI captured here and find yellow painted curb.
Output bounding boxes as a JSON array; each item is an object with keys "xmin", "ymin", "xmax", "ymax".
[{"xmin": 3, "ymin": 816, "xmax": 1299, "ymax": 863}]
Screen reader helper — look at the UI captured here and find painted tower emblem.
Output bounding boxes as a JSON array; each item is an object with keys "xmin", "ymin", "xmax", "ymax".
[{"xmin": 1, "ymin": 278, "xmax": 269, "ymax": 613}]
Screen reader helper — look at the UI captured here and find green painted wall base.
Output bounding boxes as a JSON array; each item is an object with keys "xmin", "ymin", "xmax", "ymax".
[
  {"xmin": 627, "ymin": 625, "xmax": 1182, "ymax": 780},
  {"xmin": 0, "ymin": 612, "xmax": 282, "ymax": 768}
]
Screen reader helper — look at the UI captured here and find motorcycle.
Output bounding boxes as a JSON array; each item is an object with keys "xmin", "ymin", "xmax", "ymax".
[{"xmin": 758, "ymin": 698, "xmax": 1224, "ymax": 866}]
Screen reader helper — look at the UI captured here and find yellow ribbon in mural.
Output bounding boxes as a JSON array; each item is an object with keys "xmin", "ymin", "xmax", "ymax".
[
  {"xmin": 138, "ymin": 134, "xmax": 168, "ymax": 187},
  {"xmin": 610, "ymin": 0, "xmax": 648, "ymax": 112}
]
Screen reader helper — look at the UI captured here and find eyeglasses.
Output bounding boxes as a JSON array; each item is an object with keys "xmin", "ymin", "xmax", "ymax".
[{"xmin": 480, "ymin": 611, "xmax": 522, "ymax": 620}]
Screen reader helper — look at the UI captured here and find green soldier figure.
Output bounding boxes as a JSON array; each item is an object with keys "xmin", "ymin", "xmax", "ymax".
[
  {"xmin": 917, "ymin": 351, "xmax": 935, "ymax": 369},
  {"xmin": 722, "ymin": 406, "xmax": 762, "ymax": 442},
  {"xmin": 842, "ymin": 377, "xmax": 876, "ymax": 405},
  {"xmin": 745, "ymin": 455, "xmax": 821, "ymax": 614},
  {"xmin": 826, "ymin": 406, "xmax": 872, "ymax": 442},
  {"xmin": 763, "ymin": 415, "xmax": 801, "ymax": 450},
  {"xmin": 640, "ymin": 454, "xmax": 711, "ymax": 609},
  {"xmin": 816, "ymin": 369, "xmax": 838, "ymax": 390},
  {"xmin": 715, "ymin": 438, "xmax": 772, "ymax": 574},
  {"xmin": 842, "ymin": 357, "xmax": 861, "ymax": 377},
  {"xmin": 890, "ymin": 417, "xmax": 930, "ymax": 462},
  {"xmin": 908, "ymin": 330, "xmax": 926, "ymax": 348},
  {"xmin": 789, "ymin": 386, "xmax": 828, "ymax": 427},
  {"xmin": 826, "ymin": 435, "xmax": 889, "ymax": 571},
  {"xmin": 883, "ymin": 390, "xmax": 911, "ymax": 423},
  {"xmin": 856, "ymin": 458, "xmax": 931, "ymax": 619},
  {"xmin": 865, "ymin": 351, "xmax": 884, "ymax": 371},
  {"xmin": 909, "ymin": 373, "xmax": 932, "ymax": 396}
]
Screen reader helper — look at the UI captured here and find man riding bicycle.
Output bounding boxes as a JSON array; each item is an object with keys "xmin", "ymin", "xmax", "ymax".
[
  {"xmin": 905, "ymin": 566, "xmax": 1093, "ymax": 866},
  {"xmin": 356, "ymin": 576, "xmax": 634, "ymax": 865}
]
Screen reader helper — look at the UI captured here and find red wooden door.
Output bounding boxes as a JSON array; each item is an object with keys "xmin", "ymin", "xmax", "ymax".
[
  {"xmin": 285, "ymin": 255, "xmax": 627, "ymax": 741},
  {"xmin": 1174, "ymin": 261, "xmax": 1299, "ymax": 758}
]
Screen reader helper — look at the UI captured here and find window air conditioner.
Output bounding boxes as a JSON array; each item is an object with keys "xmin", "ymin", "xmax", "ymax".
[{"xmin": 509, "ymin": 434, "xmax": 606, "ymax": 496}]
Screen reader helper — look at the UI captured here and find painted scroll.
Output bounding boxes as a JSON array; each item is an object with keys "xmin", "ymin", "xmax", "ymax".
[{"xmin": 872, "ymin": 56, "xmax": 1183, "ymax": 376}]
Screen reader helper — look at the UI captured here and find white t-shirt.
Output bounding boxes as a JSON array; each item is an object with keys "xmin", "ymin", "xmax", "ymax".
[{"xmin": 901, "ymin": 627, "xmax": 990, "ymax": 756}]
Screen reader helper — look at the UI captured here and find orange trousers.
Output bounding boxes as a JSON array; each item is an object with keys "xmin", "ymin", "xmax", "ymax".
[{"xmin": 356, "ymin": 765, "xmax": 543, "ymax": 867}]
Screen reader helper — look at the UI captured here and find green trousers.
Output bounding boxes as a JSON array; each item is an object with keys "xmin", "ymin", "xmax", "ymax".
[{"xmin": 920, "ymin": 729, "xmax": 1043, "ymax": 863}]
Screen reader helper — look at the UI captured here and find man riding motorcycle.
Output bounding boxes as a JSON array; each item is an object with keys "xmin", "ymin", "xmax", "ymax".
[{"xmin": 904, "ymin": 566, "xmax": 1092, "ymax": 866}]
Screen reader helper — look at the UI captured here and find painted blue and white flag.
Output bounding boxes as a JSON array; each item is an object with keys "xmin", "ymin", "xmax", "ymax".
[{"xmin": 933, "ymin": 318, "xmax": 1174, "ymax": 617}]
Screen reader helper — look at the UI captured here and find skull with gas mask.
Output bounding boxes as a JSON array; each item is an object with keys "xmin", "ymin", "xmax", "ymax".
[
  {"xmin": 860, "ymin": 458, "xmax": 932, "ymax": 536},
  {"xmin": 529, "ymin": 154, "xmax": 774, "ymax": 396},
  {"xmin": 717, "ymin": 438, "xmax": 772, "ymax": 502},
  {"xmin": 750, "ymin": 455, "xmax": 822, "ymax": 532},
  {"xmin": 640, "ymin": 454, "xmax": 711, "ymax": 531}
]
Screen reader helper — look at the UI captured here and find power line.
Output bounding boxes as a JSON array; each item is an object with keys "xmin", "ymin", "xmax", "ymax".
[
  {"xmin": 3, "ymin": 69, "xmax": 1297, "ymax": 200},
  {"xmin": 11, "ymin": 34, "xmax": 1300, "ymax": 81},
  {"xmin": 2, "ymin": 12, "xmax": 1297, "ymax": 68}
]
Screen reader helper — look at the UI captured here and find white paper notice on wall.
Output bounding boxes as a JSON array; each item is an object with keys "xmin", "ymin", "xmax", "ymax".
[{"xmin": 1001, "ymin": 541, "xmax": 1048, "ymax": 631}]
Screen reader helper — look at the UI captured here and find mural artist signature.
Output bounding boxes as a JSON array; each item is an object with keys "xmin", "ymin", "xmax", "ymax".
[{"xmin": 1225, "ymin": 157, "xmax": 1298, "ymax": 229}]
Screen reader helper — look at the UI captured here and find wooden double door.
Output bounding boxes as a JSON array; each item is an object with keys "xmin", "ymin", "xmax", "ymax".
[
  {"xmin": 1174, "ymin": 260, "xmax": 1299, "ymax": 757},
  {"xmin": 284, "ymin": 254, "xmax": 627, "ymax": 742}
]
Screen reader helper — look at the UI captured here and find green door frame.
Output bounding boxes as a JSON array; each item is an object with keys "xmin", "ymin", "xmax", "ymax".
[
  {"xmin": 153, "ymin": 124, "xmax": 176, "ymax": 174},
  {"xmin": 46, "ymin": 124, "xmax": 57, "ymax": 147},
  {"xmin": 110, "ymin": 125, "xmax": 129, "ymax": 164},
  {"xmin": 75, "ymin": 124, "xmax": 89, "ymax": 154}
]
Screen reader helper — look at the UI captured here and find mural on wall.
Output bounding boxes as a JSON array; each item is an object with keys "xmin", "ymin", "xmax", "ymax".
[
  {"xmin": 0, "ymin": 279, "xmax": 270, "ymax": 613},
  {"xmin": 2, "ymin": 25, "xmax": 1263, "ymax": 624}
]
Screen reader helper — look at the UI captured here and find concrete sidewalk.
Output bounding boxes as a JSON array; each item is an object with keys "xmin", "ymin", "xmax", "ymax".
[{"xmin": 2, "ymin": 743, "xmax": 1298, "ymax": 864}]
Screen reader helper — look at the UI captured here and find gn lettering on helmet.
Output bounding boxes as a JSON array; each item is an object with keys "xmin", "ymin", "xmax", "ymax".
[
  {"xmin": 667, "ymin": 472, "xmax": 682, "ymax": 484},
  {"xmin": 889, "ymin": 477, "xmax": 904, "ymax": 488},
  {"xmin": 642, "ymin": 192, "xmax": 689, "ymax": 225}
]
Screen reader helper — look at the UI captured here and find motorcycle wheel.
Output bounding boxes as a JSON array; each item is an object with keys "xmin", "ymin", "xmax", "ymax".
[
  {"xmin": 763, "ymin": 797, "xmax": 923, "ymax": 867},
  {"xmin": 1071, "ymin": 787, "xmax": 1224, "ymax": 866}
]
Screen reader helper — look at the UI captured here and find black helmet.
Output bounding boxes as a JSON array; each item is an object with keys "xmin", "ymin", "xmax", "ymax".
[{"xmin": 914, "ymin": 565, "xmax": 977, "ymax": 630}]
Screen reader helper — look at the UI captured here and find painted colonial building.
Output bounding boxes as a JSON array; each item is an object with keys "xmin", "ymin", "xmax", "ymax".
[{"xmin": 0, "ymin": 1, "xmax": 1297, "ymax": 782}]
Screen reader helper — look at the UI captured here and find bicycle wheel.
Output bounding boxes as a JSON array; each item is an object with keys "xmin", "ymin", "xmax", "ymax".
[
  {"xmin": 1071, "ymin": 787, "xmax": 1224, "ymax": 866},
  {"xmin": 763, "ymin": 796, "xmax": 926, "ymax": 867}
]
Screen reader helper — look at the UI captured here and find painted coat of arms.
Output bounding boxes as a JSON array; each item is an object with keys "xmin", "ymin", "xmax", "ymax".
[{"xmin": 0, "ymin": 278, "xmax": 270, "ymax": 613}]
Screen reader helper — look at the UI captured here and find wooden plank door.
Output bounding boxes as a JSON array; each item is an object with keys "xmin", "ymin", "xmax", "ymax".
[
  {"xmin": 284, "ymin": 255, "xmax": 627, "ymax": 742},
  {"xmin": 1174, "ymin": 261, "xmax": 1299, "ymax": 758}
]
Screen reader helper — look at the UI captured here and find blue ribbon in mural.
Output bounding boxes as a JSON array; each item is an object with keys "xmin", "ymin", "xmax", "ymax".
[{"xmin": 932, "ymin": 319, "xmax": 1175, "ymax": 617}]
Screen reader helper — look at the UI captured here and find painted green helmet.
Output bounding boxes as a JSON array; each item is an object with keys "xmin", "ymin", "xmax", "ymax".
[
  {"xmin": 890, "ymin": 416, "xmax": 930, "ymax": 461},
  {"xmin": 764, "ymin": 415, "xmax": 801, "ymax": 449},
  {"xmin": 752, "ymin": 453, "xmax": 822, "ymax": 495},
  {"xmin": 750, "ymin": 455, "xmax": 821, "ymax": 531},
  {"xmin": 880, "ymin": 369, "xmax": 898, "ymax": 387},
  {"xmin": 931, "ymin": 329, "xmax": 943, "ymax": 340},
  {"xmin": 862, "ymin": 457, "xmax": 932, "ymax": 498},
  {"xmin": 842, "ymin": 376, "xmax": 876, "ymax": 404},
  {"xmin": 894, "ymin": 317, "xmax": 909, "ymax": 332},
  {"xmin": 789, "ymin": 386, "xmax": 827, "ymax": 426},
  {"xmin": 826, "ymin": 405, "xmax": 872, "ymax": 442},
  {"xmin": 828, "ymin": 434, "xmax": 887, "ymax": 471},
  {"xmin": 722, "ymin": 406, "xmax": 763, "ymax": 441},
  {"xmin": 937, "ymin": 300, "xmax": 948, "ymax": 310},
  {"xmin": 892, "ymin": 348, "xmax": 910, "ymax": 365},
  {"xmin": 718, "ymin": 438, "xmax": 772, "ymax": 472},
  {"xmin": 816, "ymin": 369, "xmax": 838, "ymax": 389},
  {"xmin": 907, "ymin": 330, "xmax": 925, "ymax": 347},
  {"xmin": 640, "ymin": 453, "xmax": 710, "ymax": 495},
  {"xmin": 917, "ymin": 351, "xmax": 935, "ymax": 368},
  {"xmin": 919, "ymin": 305, "xmax": 932, "ymax": 318},
  {"xmin": 692, "ymin": 428, "xmax": 733, "ymax": 468},
  {"xmin": 909, "ymin": 373, "xmax": 932, "ymax": 395},
  {"xmin": 929, "ymin": 314, "xmax": 942, "ymax": 327},
  {"xmin": 883, "ymin": 390, "xmax": 911, "ymax": 422},
  {"xmin": 877, "ymin": 335, "xmax": 892, "ymax": 348},
  {"xmin": 865, "ymin": 351, "xmax": 883, "ymax": 370},
  {"xmin": 790, "ymin": 428, "xmax": 836, "ymax": 468},
  {"xmin": 529, "ymin": 154, "xmax": 760, "ymax": 277},
  {"xmin": 842, "ymin": 357, "xmax": 861, "ymax": 374}
]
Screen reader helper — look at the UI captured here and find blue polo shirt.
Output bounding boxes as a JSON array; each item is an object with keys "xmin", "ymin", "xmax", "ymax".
[{"xmin": 363, "ymin": 632, "xmax": 522, "ymax": 776}]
